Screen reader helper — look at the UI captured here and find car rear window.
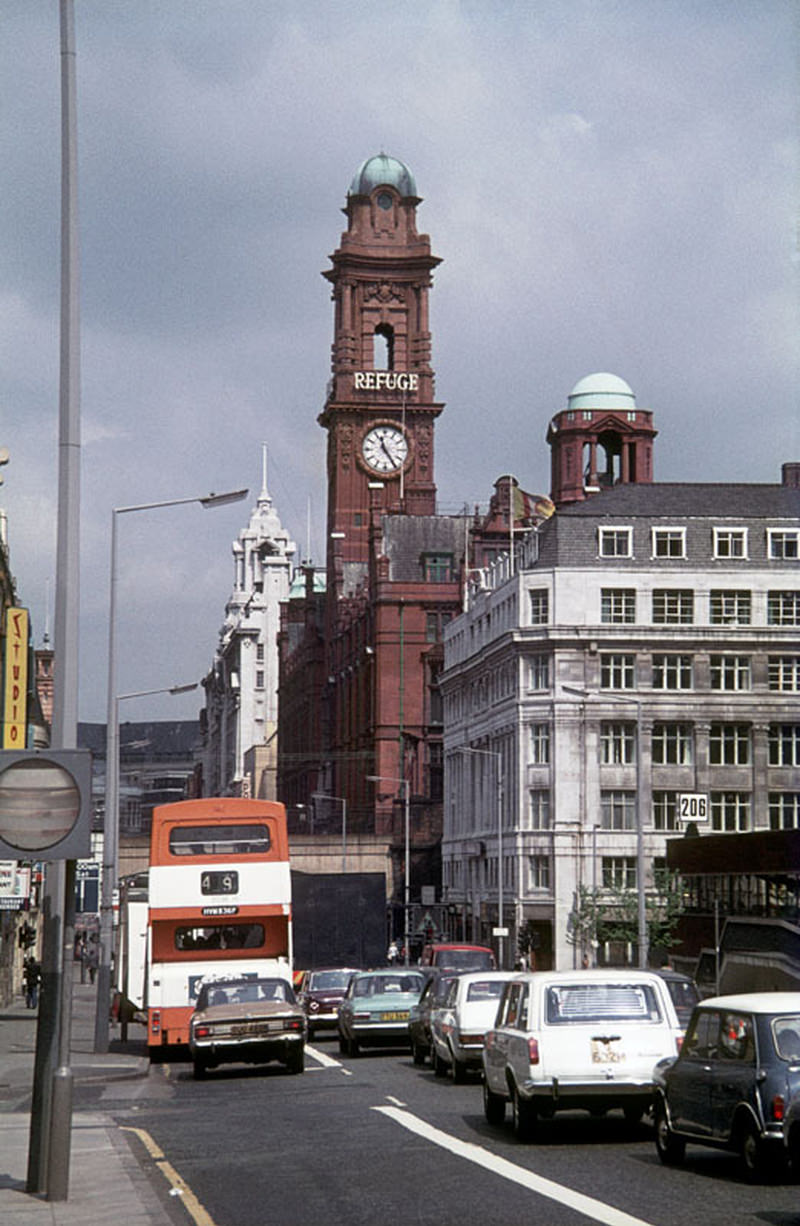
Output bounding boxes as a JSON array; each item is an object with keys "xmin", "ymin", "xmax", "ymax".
[
  {"xmin": 467, "ymin": 981, "xmax": 505, "ymax": 1002},
  {"xmin": 435, "ymin": 949, "xmax": 494, "ymax": 970},
  {"xmin": 546, "ymin": 982, "xmax": 663, "ymax": 1024}
]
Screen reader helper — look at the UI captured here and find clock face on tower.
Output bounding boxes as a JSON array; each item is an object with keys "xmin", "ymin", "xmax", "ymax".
[{"xmin": 361, "ymin": 424, "xmax": 409, "ymax": 474}]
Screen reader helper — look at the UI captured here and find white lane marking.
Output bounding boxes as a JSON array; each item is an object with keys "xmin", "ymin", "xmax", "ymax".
[
  {"xmin": 373, "ymin": 1106, "xmax": 655, "ymax": 1226},
  {"xmin": 385, "ymin": 1095, "xmax": 407, "ymax": 1107},
  {"xmin": 305, "ymin": 1043, "xmax": 352, "ymax": 1074}
]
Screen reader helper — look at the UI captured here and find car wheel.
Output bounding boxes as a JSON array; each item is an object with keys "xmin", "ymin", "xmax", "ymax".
[
  {"xmin": 654, "ymin": 1098, "xmax": 685, "ymax": 1165},
  {"xmin": 338, "ymin": 1032, "xmax": 348, "ymax": 1055},
  {"xmin": 433, "ymin": 1048, "xmax": 448, "ymax": 1078},
  {"xmin": 347, "ymin": 1034, "xmax": 359, "ymax": 1058},
  {"xmin": 286, "ymin": 1045, "xmax": 305, "ymax": 1075},
  {"xmin": 740, "ymin": 1118, "xmax": 766, "ymax": 1181},
  {"xmin": 483, "ymin": 1078, "xmax": 506, "ymax": 1127},
  {"xmin": 451, "ymin": 1054, "xmax": 467, "ymax": 1084},
  {"xmin": 511, "ymin": 1083, "xmax": 537, "ymax": 1142},
  {"xmin": 192, "ymin": 1056, "xmax": 206, "ymax": 1080}
]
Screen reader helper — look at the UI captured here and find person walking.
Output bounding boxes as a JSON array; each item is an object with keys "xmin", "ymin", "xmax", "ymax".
[{"xmin": 23, "ymin": 956, "xmax": 41, "ymax": 1009}]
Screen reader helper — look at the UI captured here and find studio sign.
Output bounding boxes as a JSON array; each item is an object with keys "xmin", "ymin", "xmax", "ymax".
[{"xmin": 354, "ymin": 371, "xmax": 419, "ymax": 391}]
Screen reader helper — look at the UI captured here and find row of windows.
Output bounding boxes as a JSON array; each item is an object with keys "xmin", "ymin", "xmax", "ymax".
[
  {"xmin": 521, "ymin": 654, "xmax": 800, "ymax": 694},
  {"xmin": 526, "ymin": 788, "xmax": 800, "ymax": 833},
  {"xmin": 598, "ymin": 526, "xmax": 800, "ymax": 561},
  {"xmin": 528, "ymin": 722, "xmax": 800, "ymax": 768},
  {"xmin": 599, "ymin": 587, "xmax": 800, "ymax": 626}
]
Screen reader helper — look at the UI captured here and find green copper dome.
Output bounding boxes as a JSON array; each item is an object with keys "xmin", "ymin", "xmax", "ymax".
[{"xmin": 349, "ymin": 153, "xmax": 417, "ymax": 197}]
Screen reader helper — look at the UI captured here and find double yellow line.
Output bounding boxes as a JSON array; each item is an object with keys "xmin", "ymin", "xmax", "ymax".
[{"xmin": 121, "ymin": 1126, "xmax": 216, "ymax": 1226}]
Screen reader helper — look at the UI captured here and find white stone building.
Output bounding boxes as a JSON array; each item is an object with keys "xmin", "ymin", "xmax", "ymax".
[
  {"xmin": 201, "ymin": 449, "xmax": 296, "ymax": 797},
  {"xmin": 441, "ymin": 374, "xmax": 800, "ymax": 970}
]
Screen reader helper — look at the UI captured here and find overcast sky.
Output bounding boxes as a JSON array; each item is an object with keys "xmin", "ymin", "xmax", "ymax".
[{"xmin": 2, "ymin": 0, "xmax": 797, "ymax": 724}]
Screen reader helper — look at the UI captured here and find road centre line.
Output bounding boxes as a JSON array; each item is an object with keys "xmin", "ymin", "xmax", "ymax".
[
  {"xmin": 121, "ymin": 1126, "xmax": 217, "ymax": 1226},
  {"xmin": 373, "ymin": 1106, "xmax": 655, "ymax": 1226}
]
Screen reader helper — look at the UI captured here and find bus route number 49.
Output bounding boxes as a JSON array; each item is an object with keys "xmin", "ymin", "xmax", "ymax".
[{"xmin": 678, "ymin": 793, "xmax": 708, "ymax": 822}]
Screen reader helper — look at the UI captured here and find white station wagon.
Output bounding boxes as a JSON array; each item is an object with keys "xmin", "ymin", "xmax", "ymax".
[{"xmin": 482, "ymin": 969, "xmax": 683, "ymax": 1140}]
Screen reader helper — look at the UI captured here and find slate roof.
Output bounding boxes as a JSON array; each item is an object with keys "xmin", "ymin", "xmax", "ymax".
[
  {"xmin": 382, "ymin": 515, "xmax": 470, "ymax": 582},
  {"xmin": 555, "ymin": 483, "xmax": 800, "ymax": 519}
]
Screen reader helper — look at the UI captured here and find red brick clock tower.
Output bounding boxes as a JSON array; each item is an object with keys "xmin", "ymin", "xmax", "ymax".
[{"xmin": 318, "ymin": 153, "xmax": 443, "ymax": 602}]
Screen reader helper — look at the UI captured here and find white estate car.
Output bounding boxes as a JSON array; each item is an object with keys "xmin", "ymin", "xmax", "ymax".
[
  {"xmin": 482, "ymin": 969, "xmax": 683, "ymax": 1140},
  {"xmin": 430, "ymin": 971, "xmax": 516, "ymax": 1082}
]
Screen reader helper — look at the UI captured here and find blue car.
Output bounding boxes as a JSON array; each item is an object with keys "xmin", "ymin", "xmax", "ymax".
[
  {"xmin": 654, "ymin": 991, "xmax": 800, "ymax": 1181},
  {"xmin": 338, "ymin": 968, "xmax": 425, "ymax": 1056}
]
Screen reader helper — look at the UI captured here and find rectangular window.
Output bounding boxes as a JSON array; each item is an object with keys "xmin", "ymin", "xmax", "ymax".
[
  {"xmin": 422, "ymin": 553, "xmax": 453, "ymax": 583},
  {"xmin": 709, "ymin": 724, "xmax": 751, "ymax": 766},
  {"xmin": 768, "ymin": 529, "xmax": 800, "ymax": 560},
  {"xmin": 711, "ymin": 792, "xmax": 751, "ymax": 832},
  {"xmin": 529, "ymin": 790, "xmax": 551, "ymax": 830},
  {"xmin": 769, "ymin": 656, "xmax": 800, "ymax": 691},
  {"xmin": 255, "ymin": 670, "xmax": 264, "ymax": 689},
  {"xmin": 601, "ymin": 588, "xmax": 636, "ymax": 624},
  {"xmin": 652, "ymin": 723, "xmax": 693, "ymax": 765},
  {"xmin": 652, "ymin": 527, "xmax": 686, "ymax": 558},
  {"xmin": 600, "ymin": 722, "xmax": 635, "ymax": 765},
  {"xmin": 710, "ymin": 655, "xmax": 751, "ymax": 691},
  {"xmin": 600, "ymin": 654, "xmax": 635, "ymax": 689},
  {"xmin": 529, "ymin": 855, "xmax": 551, "ymax": 890},
  {"xmin": 768, "ymin": 725, "xmax": 800, "ymax": 767},
  {"xmin": 601, "ymin": 790, "xmax": 637, "ymax": 830},
  {"xmin": 598, "ymin": 527, "xmax": 632, "ymax": 558},
  {"xmin": 602, "ymin": 856, "xmax": 637, "ymax": 890},
  {"xmin": 529, "ymin": 724, "xmax": 550, "ymax": 765},
  {"xmin": 529, "ymin": 589, "xmax": 549, "ymax": 624},
  {"xmin": 653, "ymin": 791, "xmax": 680, "ymax": 832},
  {"xmin": 653, "ymin": 589, "xmax": 694, "ymax": 624},
  {"xmin": 425, "ymin": 612, "xmax": 439, "ymax": 642},
  {"xmin": 768, "ymin": 591, "xmax": 800, "ymax": 625},
  {"xmin": 652, "ymin": 654, "xmax": 693, "ymax": 690},
  {"xmin": 709, "ymin": 590, "xmax": 751, "ymax": 625},
  {"xmin": 713, "ymin": 528, "xmax": 747, "ymax": 559},
  {"xmin": 769, "ymin": 793, "xmax": 800, "ymax": 831},
  {"xmin": 528, "ymin": 656, "xmax": 550, "ymax": 690}
]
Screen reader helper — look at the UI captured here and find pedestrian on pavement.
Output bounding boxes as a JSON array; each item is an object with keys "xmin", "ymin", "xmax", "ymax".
[
  {"xmin": 23, "ymin": 955, "xmax": 41, "ymax": 1009},
  {"xmin": 87, "ymin": 939, "xmax": 99, "ymax": 985}
]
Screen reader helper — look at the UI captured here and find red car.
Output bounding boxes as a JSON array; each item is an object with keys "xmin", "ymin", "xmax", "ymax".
[{"xmin": 419, "ymin": 943, "xmax": 496, "ymax": 972}]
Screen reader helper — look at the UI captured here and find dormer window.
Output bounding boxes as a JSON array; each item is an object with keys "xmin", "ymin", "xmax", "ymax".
[
  {"xmin": 598, "ymin": 526, "xmax": 632, "ymax": 558},
  {"xmin": 768, "ymin": 529, "xmax": 800, "ymax": 560},
  {"xmin": 652, "ymin": 527, "xmax": 686, "ymax": 558},
  {"xmin": 713, "ymin": 527, "xmax": 748, "ymax": 559}
]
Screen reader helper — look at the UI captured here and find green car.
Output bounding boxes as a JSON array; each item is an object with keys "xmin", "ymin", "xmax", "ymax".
[{"xmin": 338, "ymin": 969, "xmax": 425, "ymax": 1056}]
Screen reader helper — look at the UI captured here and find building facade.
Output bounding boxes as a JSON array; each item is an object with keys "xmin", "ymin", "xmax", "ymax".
[
  {"xmin": 442, "ymin": 373, "xmax": 800, "ymax": 970},
  {"xmin": 278, "ymin": 154, "xmax": 470, "ymax": 917},
  {"xmin": 201, "ymin": 450, "xmax": 296, "ymax": 798}
]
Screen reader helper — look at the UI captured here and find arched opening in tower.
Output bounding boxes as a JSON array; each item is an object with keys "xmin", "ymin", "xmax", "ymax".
[{"xmin": 373, "ymin": 323, "xmax": 395, "ymax": 371}]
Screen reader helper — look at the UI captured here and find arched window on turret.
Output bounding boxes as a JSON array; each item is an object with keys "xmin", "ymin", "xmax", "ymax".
[{"xmin": 374, "ymin": 323, "xmax": 394, "ymax": 370}]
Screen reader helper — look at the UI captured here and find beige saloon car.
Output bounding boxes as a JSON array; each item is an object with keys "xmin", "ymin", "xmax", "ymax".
[
  {"xmin": 189, "ymin": 975, "xmax": 306, "ymax": 1078},
  {"xmin": 482, "ymin": 969, "xmax": 683, "ymax": 1140}
]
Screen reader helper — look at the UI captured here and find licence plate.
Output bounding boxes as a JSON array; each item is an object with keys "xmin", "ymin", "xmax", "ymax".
[
  {"xmin": 230, "ymin": 1021, "xmax": 278, "ymax": 1036},
  {"xmin": 380, "ymin": 1011, "xmax": 409, "ymax": 1022},
  {"xmin": 590, "ymin": 1038, "xmax": 625, "ymax": 1063}
]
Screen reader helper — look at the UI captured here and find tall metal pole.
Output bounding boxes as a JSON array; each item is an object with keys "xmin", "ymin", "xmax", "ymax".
[
  {"xmin": 404, "ymin": 780, "xmax": 410, "ymax": 967},
  {"xmin": 28, "ymin": 1, "xmax": 81, "ymax": 1200}
]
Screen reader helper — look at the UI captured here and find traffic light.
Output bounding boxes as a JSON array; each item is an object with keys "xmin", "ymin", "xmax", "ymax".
[{"xmin": 0, "ymin": 748, "xmax": 92, "ymax": 860}]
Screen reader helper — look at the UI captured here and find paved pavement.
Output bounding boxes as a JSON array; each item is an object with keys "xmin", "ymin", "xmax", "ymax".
[{"xmin": 0, "ymin": 979, "xmax": 177, "ymax": 1224}]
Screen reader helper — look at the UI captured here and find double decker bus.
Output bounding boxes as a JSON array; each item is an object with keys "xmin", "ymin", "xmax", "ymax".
[{"xmin": 145, "ymin": 797, "xmax": 292, "ymax": 1054}]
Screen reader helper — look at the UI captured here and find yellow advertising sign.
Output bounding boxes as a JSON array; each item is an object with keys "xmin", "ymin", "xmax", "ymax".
[{"xmin": 3, "ymin": 607, "xmax": 29, "ymax": 748}]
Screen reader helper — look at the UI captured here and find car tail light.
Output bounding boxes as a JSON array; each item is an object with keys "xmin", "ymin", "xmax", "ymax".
[
  {"xmin": 151, "ymin": 1010, "xmax": 161, "ymax": 1035},
  {"xmin": 771, "ymin": 1094, "xmax": 786, "ymax": 1122},
  {"xmin": 528, "ymin": 1037, "xmax": 540, "ymax": 1065},
  {"xmin": 459, "ymin": 1033, "xmax": 484, "ymax": 1046},
  {"xmin": 286, "ymin": 1018, "xmax": 304, "ymax": 1032}
]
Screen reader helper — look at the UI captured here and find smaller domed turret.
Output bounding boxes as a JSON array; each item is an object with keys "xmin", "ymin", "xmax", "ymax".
[{"xmin": 349, "ymin": 153, "xmax": 417, "ymax": 198}]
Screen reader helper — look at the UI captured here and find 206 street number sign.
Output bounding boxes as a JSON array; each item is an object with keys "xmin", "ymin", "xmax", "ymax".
[{"xmin": 678, "ymin": 792, "xmax": 709, "ymax": 822}]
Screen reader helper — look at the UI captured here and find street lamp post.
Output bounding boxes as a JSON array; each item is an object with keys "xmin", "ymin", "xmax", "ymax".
[
  {"xmin": 562, "ymin": 685, "xmax": 647, "ymax": 969},
  {"xmin": 312, "ymin": 793, "xmax": 347, "ymax": 872},
  {"xmin": 457, "ymin": 746, "xmax": 505, "ymax": 969},
  {"xmin": 367, "ymin": 775, "xmax": 410, "ymax": 965},
  {"xmin": 94, "ymin": 488, "xmax": 247, "ymax": 1055}
]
